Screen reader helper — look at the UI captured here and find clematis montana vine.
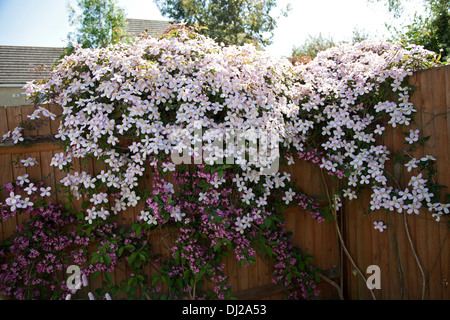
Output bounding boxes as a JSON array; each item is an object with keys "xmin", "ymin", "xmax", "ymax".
[{"xmin": 0, "ymin": 27, "xmax": 448, "ymax": 300}]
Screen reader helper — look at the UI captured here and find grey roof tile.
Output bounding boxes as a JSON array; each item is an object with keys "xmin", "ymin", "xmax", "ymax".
[
  {"xmin": 0, "ymin": 19, "xmax": 171, "ymax": 85},
  {"xmin": 126, "ymin": 19, "xmax": 171, "ymax": 37},
  {"xmin": 0, "ymin": 46, "xmax": 65, "ymax": 85}
]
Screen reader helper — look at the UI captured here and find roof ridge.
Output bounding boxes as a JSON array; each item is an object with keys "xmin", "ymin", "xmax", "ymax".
[
  {"xmin": 0, "ymin": 45, "xmax": 65, "ymax": 50},
  {"xmin": 126, "ymin": 18, "xmax": 171, "ymax": 22}
]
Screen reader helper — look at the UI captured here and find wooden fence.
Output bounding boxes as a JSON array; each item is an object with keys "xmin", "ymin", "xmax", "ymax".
[{"xmin": 0, "ymin": 65, "xmax": 449, "ymax": 300}]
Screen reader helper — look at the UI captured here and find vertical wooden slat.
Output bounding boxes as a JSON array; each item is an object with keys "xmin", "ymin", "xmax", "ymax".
[
  {"xmin": 20, "ymin": 105, "xmax": 38, "ymax": 137},
  {"xmin": 0, "ymin": 153, "xmax": 14, "ymax": 241},
  {"xmin": 48, "ymin": 104, "xmax": 62, "ymax": 135},
  {"xmin": 0, "ymin": 107, "xmax": 10, "ymax": 137},
  {"xmin": 440, "ymin": 66, "xmax": 450, "ymax": 301}
]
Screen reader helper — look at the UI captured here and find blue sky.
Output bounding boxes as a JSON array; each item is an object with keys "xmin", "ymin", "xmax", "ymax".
[{"xmin": 0, "ymin": 0, "xmax": 425, "ymax": 58}]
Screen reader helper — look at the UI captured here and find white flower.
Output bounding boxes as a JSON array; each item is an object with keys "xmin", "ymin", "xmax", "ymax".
[
  {"xmin": 343, "ymin": 188, "xmax": 357, "ymax": 200},
  {"xmin": 235, "ymin": 223, "xmax": 245, "ymax": 234},
  {"xmin": 40, "ymin": 186, "xmax": 51, "ymax": 197},
  {"xmin": 139, "ymin": 210, "xmax": 149, "ymax": 222},
  {"xmin": 406, "ymin": 202, "xmax": 421, "ymax": 215},
  {"xmin": 21, "ymin": 197, "xmax": 34, "ymax": 208},
  {"xmin": 20, "ymin": 157, "xmax": 38, "ymax": 167},
  {"xmin": 287, "ymin": 155, "xmax": 295, "ymax": 165},
  {"xmin": 16, "ymin": 174, "xmax": 30, "ymax": 186},
  {"xmin": 170, "ymin": 206, "xmax": 185, "ymax": 222},
  {"xmin": 199, "ymin": 192, "xmax": 207, "ymax": 202},
  {"xmin": 405, "ymin": 158, "xmax": 418, "ymax": 172},
  {"xmin": 374, "ymin": 124, "xmax": 385, "ymax": 135},
  {"xmin": 147, "ymin": 215, "xmax": 158, "ymax": 226},
  {"xmin": 432, "ymin": 213, "xmax": 441, "ymax": 222},
  {"xmin": 24, "ymin": 183, "xmax": 37, "ymax": 195},
  {"xmin": 6, "ymin": 192, "xmax": 21, "ymax": 211},
  {"xmin": 256, "ymin": 197, "xmax": 267, "ymax": 207},
  {"xmin": 420, "ymin": 155, "xmax": 436, "ymax": 162},
  {"xmin": 282, "ymin": 188, "xmax": 295, "ymax": 204},
  {"xmin": 97, "ymin": 170, "xmax": 109, "ymax": 183},
  {"xmin": 97, "ymin": 207, "xmax": 109, "ymax": 220},
  {"xmin": 405, "ymin": 129, "xmax": 420, "ymax": 144},
  {"xmin": 373, "ymin": 221, "xmax": 387, "ymax": 232},
  {"xmin": 85, "ymin": 207, "xmax": 97, "ymax": 224},
  {"xmin": 162, "ymin": 162, "xmax": 176, "ymax": 172},
  {"xmin": 360, "ymin": 175, "xmax": 370, "ymax": 184}
]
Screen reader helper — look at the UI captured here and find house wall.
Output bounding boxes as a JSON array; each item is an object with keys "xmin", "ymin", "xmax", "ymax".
[{"xmin": 0, "ymin": 86, "xmax": 31, "ymax": 107}]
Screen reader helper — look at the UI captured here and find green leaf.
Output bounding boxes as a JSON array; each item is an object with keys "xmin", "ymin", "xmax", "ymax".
[
  {"xmin": 286, "ymin": 272, "xmax": 292, "ymax": 283},
  {"xmin": 266, "ymin": 246, "xmax": 273, "ymax": 258},
  {"xmin": 104, "ymin": 254, "xmax": 111, "ymax": 267},
  {"xmin": 105, "ymin": 271, "xmax": 112, "ymax": 283},
  {"xmin": 136, "ymin": 274, "xmax": 144, "ymax": 281},
  {"xmin": 196, "ymin": 269, "xmax": 206, "ymax": 280},
  {"xmin": 136, "ymin": 225, "xmax": 142, "ymax": 237},
  {"xmin": 298, "ymin": 261, "xmax": 305, "ymax": 271},
  {"xmin": 128, "ymin": 252, "xmax": 138, "ymax": 265},
  {"xmin": 90, "ymin": 252, "xmax": 100, "ymax": 264}
]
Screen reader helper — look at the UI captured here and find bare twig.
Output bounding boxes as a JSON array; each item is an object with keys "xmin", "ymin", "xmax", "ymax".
[
  {"xmin": 387, "ymin": 169, "xmax": 426, "ymax": 300},
  {"xmin": 319, "ymin": 273, "xmax": 344, "ymax": 300},
  {"xmin": 319, "ymin": 168, "xmax": 377, "ymax": 300},
  {"xmin": 403, "ymin": 211, "xmax": 426, "ymax": 300}
]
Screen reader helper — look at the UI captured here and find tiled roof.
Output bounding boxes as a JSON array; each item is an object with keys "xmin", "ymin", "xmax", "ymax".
[
  {"xmin": 126, "ymin": 19, "xmax": 171, "ymax": 37},
  {"xmin": 0, "ymin": 46, "xmax": 65, "ymax": 85},
  {"xmin": 0, "ymin": 19, "xmax": 171, "ymax": 85}
]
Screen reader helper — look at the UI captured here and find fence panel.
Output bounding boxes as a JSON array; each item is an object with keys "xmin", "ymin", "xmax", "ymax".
[{"xmin": 0, "ymin": 65, "xmax": 448, "ymax": 300}]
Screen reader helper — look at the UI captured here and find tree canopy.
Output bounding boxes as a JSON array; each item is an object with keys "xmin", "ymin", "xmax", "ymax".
[
  {"xmin": 153, "ymin": 0, "xmax": 289, "ymax": 47},
  {"xmin": 67, "ymin": 0, "xmax": 128, "ymax": 50},
  {"xmin": 369, "ymin": 0, "xmax": 450, "ymax": 61}
]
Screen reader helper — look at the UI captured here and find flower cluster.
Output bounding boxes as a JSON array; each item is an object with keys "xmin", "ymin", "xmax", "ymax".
[
  {"xmin": 15, "ymin": 30, "xmax": 447, "ymax": 228},
  {"xmin": 1, "ymin": 172, "xmax": 50, "ymax": 221},
  {"xmin": 291, "ymin": 40, "xmax": 448, "ymax": 222},
  {"xmin": 0, "ymin": 200, "xmax": 76, "ymax": 299}
]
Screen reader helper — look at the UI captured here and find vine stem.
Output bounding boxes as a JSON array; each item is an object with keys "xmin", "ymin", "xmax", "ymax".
[
  {"xmin": 388, "ymin": 170, "xmax": 426, "ymax": 300},
  {"xmin": 318, "ymin": 273, "xmax": 344, "ymax": 300},
  {"xmin": 319, "ymin": 169, "xmax": 377, "ymax": 300},
  {"xmin": 403, "ymin": 211, "xmax": 426, "ymax": 300}
]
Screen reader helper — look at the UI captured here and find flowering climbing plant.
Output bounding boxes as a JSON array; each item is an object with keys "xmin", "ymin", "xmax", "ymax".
[{"xmin": 0, "ymin": 26, "xmax": 448, "ymax": 300}]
